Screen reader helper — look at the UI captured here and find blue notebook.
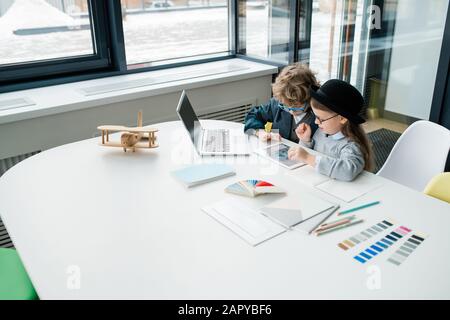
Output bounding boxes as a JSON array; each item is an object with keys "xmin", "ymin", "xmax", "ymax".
[{"xmin": 172, "ymin": 164, "xmax": 236, "ymax": 187}]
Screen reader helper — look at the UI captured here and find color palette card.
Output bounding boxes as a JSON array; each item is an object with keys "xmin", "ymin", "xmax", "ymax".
[
  {"xmin": 387, "ymin": 233, "xmax": 428, "ymax": 266},
  {"xmin": 353, "ymin": 225, "xmax": 412, "ymax": 264},
  {"xmin": 225, "ymin": 179, "xmax": 285, "ymax": 198},
  {"xmin": 338, "ymin": 219, "xmax": 395, "ymax": 251}
]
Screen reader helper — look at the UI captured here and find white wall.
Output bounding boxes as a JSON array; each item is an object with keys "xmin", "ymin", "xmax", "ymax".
[
  {"xmin": 0, "ymin": 76, "xmax": 272, "ymax": 160},
  {"xmin": 384, "ymin": 0, "xmax": 449, "ymax": 119}
]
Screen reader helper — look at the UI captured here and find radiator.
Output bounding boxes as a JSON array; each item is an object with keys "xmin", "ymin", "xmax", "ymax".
[
  {"xmin": 0, "ymin": 150, "xmax": 40, "ymax": 248},
  {"xmin": 0, "ymin": 220, "xmax": 13, "ymax": 248},
  {"xmin": 0, "ymin": 151, "xmax": 41, "ymax": 177},
  {"xmin": 197, "ymin": 99, "xmax": 256, "ymax": 123}
]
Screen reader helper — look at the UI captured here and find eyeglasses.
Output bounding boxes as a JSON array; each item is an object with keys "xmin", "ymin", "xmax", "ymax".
[
  {"xmin": 315, "ymin": 114, "xmax": 339, "ymax": 124},
  {"xmin": 278, "ymin": 101, "xmax": 309, "ymax": 113}
]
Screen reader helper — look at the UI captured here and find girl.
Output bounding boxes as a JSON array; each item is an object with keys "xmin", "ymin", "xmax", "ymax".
[
  {"xmin": 288, "ymin": 79, "xmax": 374, "ymax": 181},
  {"xmin": 244, "ymin": 63, "xmax": 319, "ymax": 143}
]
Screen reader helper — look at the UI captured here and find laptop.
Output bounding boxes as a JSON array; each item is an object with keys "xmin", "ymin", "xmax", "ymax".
[{"xmin": 176, "ymin": 90, "xmax": 250, "ymax": 156}]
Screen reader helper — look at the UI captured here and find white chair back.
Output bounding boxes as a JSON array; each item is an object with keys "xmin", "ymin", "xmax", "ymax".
[{"xmin": 377, "ymin": 120, "xmax": 450, "ymax": 191}]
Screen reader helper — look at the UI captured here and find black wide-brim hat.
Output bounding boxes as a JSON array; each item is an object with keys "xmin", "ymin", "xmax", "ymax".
[{"xmin": 309, "ymin": 79, "xmax": 366, "ymax": 124}]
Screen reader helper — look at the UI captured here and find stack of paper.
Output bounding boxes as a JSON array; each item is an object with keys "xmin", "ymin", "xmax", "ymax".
[
  {"xmin": 225, "ymin": 179, "xmax": 285, "ymax": 197},
  {"xmin": 203, "ymin": 190, "xmax": 338, "ymax": 245},
  {"xmin": 172, "ymin": 163, "xmax": 235, "ymax": 187},
  {"xmin": 202, "ymin": 199, "xmax": 286, "ymax": 246}
]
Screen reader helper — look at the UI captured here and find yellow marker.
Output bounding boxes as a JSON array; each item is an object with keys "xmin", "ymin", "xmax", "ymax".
[{"xmin": 264, "ymin": 122, "xmax": 273, "ymax": 133}]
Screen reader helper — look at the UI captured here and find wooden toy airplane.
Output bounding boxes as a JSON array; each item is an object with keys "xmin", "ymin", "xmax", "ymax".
[{"xmin": 97, "ymin": 111, "xmax": 158, "ymax": 152}]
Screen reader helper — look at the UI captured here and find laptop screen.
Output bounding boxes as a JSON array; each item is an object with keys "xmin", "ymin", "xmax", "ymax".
[{"xmin": 176, "ymin": 90, "xmax": 202, "ymax": 147}]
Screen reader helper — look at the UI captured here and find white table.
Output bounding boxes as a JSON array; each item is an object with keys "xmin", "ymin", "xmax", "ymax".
[{"xmin": 1, "ymin": 120, "xmax": 450, "ymax": 299}]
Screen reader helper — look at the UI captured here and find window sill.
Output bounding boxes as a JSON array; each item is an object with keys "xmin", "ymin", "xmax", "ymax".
[{"xmin": 0, "ymin": 58, "xmax": 278, "ymax": 125}]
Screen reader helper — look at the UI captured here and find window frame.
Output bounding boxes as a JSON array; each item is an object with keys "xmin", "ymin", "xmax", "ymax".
[
  {"xmin": 0, "ymin": 0, "xmax": 237, "ymax": 94},
  {"xmin": 0, "ymin": 0, "xmax": 112, "ymax": 85}
]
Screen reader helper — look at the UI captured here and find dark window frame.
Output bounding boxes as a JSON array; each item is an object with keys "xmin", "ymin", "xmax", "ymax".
[
  {"xmin": 0, "ymin": 0, "xmax": 236, "ymax": 94},
  {"xmin": 0, "ymin": 0, "xmax": 112, "ymax": 86}
]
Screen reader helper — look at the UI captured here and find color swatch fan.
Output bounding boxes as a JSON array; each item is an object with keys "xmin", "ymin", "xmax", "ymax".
[{"xmin": 225, "ymin": 180, "xmax": 285, "ymax": 197}]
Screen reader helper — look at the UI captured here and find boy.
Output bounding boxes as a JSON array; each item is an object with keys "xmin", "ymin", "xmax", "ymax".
[{"xmin": 244, "ymin": 63, "xmax": 319, "ymax": 143}]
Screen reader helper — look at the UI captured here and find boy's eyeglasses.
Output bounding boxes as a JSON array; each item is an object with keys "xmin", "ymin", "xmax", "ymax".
[
  {"xmin": 278, "ymin": 101, "xmax": 308, "ymax": 113},
  {"xmin": 315, "ymin": 114, "xmax": 339, "ymax": 124}
]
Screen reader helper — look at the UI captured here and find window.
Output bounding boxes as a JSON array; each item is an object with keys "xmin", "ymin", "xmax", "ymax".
[
  {"xmin": 237, "ymin": 0, "xmax": 292, "ymax": 64},
  {"xmin": 0, "ymin": 0, "xmax": 111, "ymax": 86},
  {"xmin": 0, "ymin": 0, "xmax": 94, "ymax": 65},
  {"xmin": 120, "ymin": 0, "xmax": 230, "ymax": 68},
  {"xmin": 307, "ymin": 0, "xmax": 449, "ymax": 131}
]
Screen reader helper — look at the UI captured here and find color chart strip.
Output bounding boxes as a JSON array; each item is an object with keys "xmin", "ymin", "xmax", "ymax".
[
  {"xmin": 338, "ymin": 219, "xmax": 395, "ymax": 251},
  {"xmin": 353, "ymin": 225, "xmax": 412, "ymax": 264},
  {"xmin": 387, "ymin": 233, "xmax": 427, "ymax": 266}
]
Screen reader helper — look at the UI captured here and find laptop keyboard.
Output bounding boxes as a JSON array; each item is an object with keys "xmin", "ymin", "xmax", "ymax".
[{"xmin": 203, "ymin": 129, "xmax": 230, "ymax": 153}]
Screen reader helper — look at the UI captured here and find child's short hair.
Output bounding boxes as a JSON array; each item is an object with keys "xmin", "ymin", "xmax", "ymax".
[{"xmin": 272, "ymin": 63, "xmax": 319, "ymax": 107}]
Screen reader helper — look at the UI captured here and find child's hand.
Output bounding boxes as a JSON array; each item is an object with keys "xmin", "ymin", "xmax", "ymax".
[
  {"xmin": 288, "ymin": 146, "xmax": 309, "ymax": 161},
  {"xmin": 257, "ymin": 130, "xmax": 281, "ymax": 142},
  {"xmin": 295, "ymin": 123, "xmax": 312, "ymax": 142},
  {"xmin": 288, "ymin": 146, "xmax": 316, "ymax": 167}
]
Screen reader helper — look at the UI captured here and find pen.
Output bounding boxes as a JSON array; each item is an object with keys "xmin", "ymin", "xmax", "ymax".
[
  {"xmin": 338, "ymin": 201, "xmax": 380, "ymax": 216},
  {"xmin": 314, "ymin": 219, "xmax": 364, "ymax": 236}
]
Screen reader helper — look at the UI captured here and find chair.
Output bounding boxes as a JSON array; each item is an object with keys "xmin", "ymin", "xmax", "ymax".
[
  {"xmin": 377, "ymin": 120, "xmax": 450, "ymax": 191},
  {"xmin": 0, "ymin": 248, "xmax": 38, "ymax": 300},
  {"xmin": 424, "ymin": 173, "xmax": 450, "ymax": 204}
]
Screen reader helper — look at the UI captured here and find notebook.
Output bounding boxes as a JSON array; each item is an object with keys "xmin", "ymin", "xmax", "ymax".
[
  {"xmin": 202, "ymin": 199, "xmax": 286, "ymax": 246},
  {"xmin": 225, "ymin": 179, "xmax": 286, "ymax": 197},
  {"xmin": 172, "ymin": 163, "xmax": 235, "ymax": 187}
]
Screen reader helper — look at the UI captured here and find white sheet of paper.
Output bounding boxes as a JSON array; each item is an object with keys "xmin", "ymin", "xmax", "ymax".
[
  {"xmin": 259, "ymin": 207, "xmax": 304, "ymax": 228},
  {"xmin": 291, "ymin": 165, "xmax": 331, "ymax": 186},
  {"xmin": 259, "ymin": 190, "xmax": 335, "ymax": 225},
  {"xmin": 202, "ymin": 199, "xmax": 286, "ymax": 246},
  {"xmin": 294, "ymin": 206, "xmax": 339, "ymax": 234},
  {"xmin": 315, "ymin": 171, "xmax": 384, "ymax": 202}
]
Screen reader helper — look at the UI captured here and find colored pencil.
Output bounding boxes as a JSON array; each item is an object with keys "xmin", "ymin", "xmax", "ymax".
[
  {"xmin": 308, "ymin": 205, "xmax": 340, "ymax": 234},
  {"xmin": 338, "ymin": 201, "xmax": 380, "ymax": 215},
  {"xmin": 320, "ymin": 215, "xmax": 356, "ymax": 227},
  {"xmin": 314, "ymin": 219, "xmax": 364, "ymax": 236},
  {"xmin": 315, "ymin": 217, "xmax": 355, "ymax": 232}
]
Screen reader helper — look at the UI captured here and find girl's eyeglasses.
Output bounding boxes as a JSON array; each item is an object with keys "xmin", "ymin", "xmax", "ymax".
[
  {"xmin": 315, "ymin": 114, "xmax": 339, "ymax": 124},
  {"xmin": 278, "ymin": 101, "xmax": 309, "ymax": 113}
]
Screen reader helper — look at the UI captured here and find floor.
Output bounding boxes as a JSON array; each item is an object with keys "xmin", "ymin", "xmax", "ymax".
[{"xmin": 363, "ymin": 118, "xmax": 409, "ymax": 134}]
